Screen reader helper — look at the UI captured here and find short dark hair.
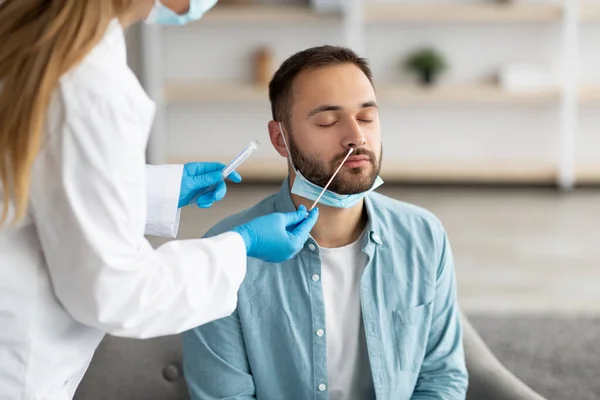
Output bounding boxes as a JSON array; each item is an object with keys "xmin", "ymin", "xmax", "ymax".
[{"xmin": 268, "ymin": 45, "xmax": 374, "ymax": 129}]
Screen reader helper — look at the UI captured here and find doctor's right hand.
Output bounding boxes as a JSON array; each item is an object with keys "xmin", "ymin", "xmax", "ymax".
[
  {"xmin": 232, "ymin": 205, "xmax": 319, "ymax": 263},
  {"xmin": 178, "ymin": 162, "xmax": 242, "ymax": 208}
]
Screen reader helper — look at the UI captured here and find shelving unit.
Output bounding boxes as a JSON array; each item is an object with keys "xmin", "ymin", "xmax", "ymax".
[
  {"xmin": 575, "ymin": 164, "xmax": 600, "ymax": 183},
  {"xmin": 164, "ymin": 80, "xmax": 600, "ymax": 106},
  {"xmin": 364, "ymin": 3, "xmax": 564, "ymax": 23},
  {"xmin": 168, "ymin": 156, "xmax": 558, "ymax": 184},
  {"xmin": 165, "ymin": 82, "xmax": 268, "ymax": 103},
  {"xmin": 194, "ymin": 3, "xmax": 340, "ymax": 23},
  {"xmin": 374, "ymin": 84, "xmax": 561, "ymax": 104},
  {"xmin": 165, "ymin": 81, "xmax": 561, "ymax": 104},
  {"xmin": 140, "ymin": 0, "xmax": 595, "ymax": 188},
  {"xmin": 581, "ymin": 86, "xmax": 600, "ymax": 103},
  {"xmin": 580, "ymin": 2, "xmax": 600, "ymax": 22},
  {"xmin": 184, "ymin": 2, "xmax": 598, "ymax": 24}
]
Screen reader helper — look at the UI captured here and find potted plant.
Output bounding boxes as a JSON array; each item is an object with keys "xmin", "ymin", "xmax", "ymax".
[{"xmin": 404, "ymin": 47, "xmax": 448, "ymax": 86}]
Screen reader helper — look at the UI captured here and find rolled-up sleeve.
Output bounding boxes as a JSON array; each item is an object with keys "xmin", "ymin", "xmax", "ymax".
[
  {"xmin": 144, "ymin": 164, "xmax": 183, "ymax": 238},
  {"xmin": 412, "ymin": 227, "xmax": 468, "ymax": 399}
]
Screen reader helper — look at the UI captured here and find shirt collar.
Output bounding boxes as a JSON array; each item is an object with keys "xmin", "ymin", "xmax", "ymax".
[
  {"xmin": 274, "ymin": 176, "xmax": 296, "ymax": 214},
  {"xmin": 274, "ymin": 177, "xmax": 384, "ymax": 252}
]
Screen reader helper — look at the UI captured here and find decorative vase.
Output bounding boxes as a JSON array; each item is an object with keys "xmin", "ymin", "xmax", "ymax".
[
  {"xmin": 420, "ymin": 70, "xmax": 436, "ymax": 86},
  {"xmin": 309, "ymin": 0, "xmax": 344, "ymax": 13},
  {"xmin": 254, "ymin": 47, "xmax": 273, "ymax": 87}
]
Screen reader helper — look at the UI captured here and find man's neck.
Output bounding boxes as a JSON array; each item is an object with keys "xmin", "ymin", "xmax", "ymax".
[{"xmin": 290, "ymin": 191, "xmax": 367, "ymax": 249}]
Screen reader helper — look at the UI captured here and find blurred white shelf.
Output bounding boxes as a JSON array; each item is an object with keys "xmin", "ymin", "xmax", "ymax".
[
  {"xmin": 169, "ymin": 156, "xmax": 600, "ymax": 184},
  {"xmin": 377, "ymin": 84, "xmax": 560, "ymax": 104},
  {"xmin": 180, "ymin": 2, "xmax": 600, "ymax": 24},
  {"xmin": 165, "ymin": 82, "xmax": 561, "ymax": 104},
  {"xmin": 195, "ymin": 4, "xmax": 339, "ymax": 23},
  {"xmin": 165, "ymin": 2, "xmax": 600, "ymax": 25},
  {"xmin": 167, "ymin": 156, "xmax": 559, "ymax": 183},
  {"xmin": 379, "ymin": 160, "xmax": 557, "ymax": 183},
  {"xmin": 581, "ymin": 2, "xmax": 600, "ymax": 22},
  {"xmin": 364, "ymin": 3, "xmax": 564, "ymax": 23},
  {"xmin": 575, "ymin": 164, "xmax": 600, "ymax": 184},
  {"xmin": 580, "ymin": 86, "xmax": 600, "ymax": 103},
  {"xmin": 166, "ymin": 82, "xmax": 268, "ymax": 102},
  {"xmin": 171, "ymin": 157, "xmax": 287, "ymax": 180}
]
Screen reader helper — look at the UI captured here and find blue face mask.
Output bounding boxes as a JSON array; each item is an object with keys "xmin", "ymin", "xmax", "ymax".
[
  {"xmin": 278, "ymin": 123, "xmax": 384, "ymax": 209},
  {"xmin": 292, "ymin": 170, "xmax": 384, "ymax": 209},
  {"xmin": 145, "ymin": 0, "xmax": 218, "ymax": 25}
]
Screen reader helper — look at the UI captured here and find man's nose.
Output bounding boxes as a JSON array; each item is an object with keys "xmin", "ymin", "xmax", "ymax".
[{"xmin": 343, "ymin": 120, "xmax": 366, "ymax": 149}]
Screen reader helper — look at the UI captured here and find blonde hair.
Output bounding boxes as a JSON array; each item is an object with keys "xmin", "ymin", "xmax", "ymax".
[{"xmin": 0, "ymin": 0, "xmax": 135, "ymax": 226}]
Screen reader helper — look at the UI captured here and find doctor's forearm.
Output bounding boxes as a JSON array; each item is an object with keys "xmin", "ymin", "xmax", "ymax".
[{"xmin": 56, "ymin": 232, "xmax": 247, "ymax": 338}]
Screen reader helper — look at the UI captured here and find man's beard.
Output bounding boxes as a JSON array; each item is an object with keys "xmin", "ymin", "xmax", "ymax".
[{"xmin": 287, "ymin": 133, "xmax": 382, "ymax": 195}]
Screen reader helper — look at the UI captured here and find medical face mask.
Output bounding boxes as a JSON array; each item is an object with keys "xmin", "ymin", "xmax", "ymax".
[
  {"xmin": 278, "ymin": 123, "xmax": 383, "ymax": 209},
  {"xmin": 145, "ymin": 0, "xmax": 218, "ymax": 25}
]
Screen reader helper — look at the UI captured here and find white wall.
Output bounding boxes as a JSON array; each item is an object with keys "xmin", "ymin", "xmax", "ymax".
[{"xmin": 578, "ymin": 22, "xmax": 600, "ymax": 167}]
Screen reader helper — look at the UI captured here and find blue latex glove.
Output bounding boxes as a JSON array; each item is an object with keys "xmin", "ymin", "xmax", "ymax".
[
  {"xmin": 232, "ymin": 205, "xmax": 319, "ymax": 263},
  {"xmin": 178, "ymin": 162, "xmax": 242, "ymax": 208}
]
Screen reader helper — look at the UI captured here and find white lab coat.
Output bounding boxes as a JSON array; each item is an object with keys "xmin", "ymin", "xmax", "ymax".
[{"xmin": 0, "ymin": 19, "xmax": 247, "ymax": 400}]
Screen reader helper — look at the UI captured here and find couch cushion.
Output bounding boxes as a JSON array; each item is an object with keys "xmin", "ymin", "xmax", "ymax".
[
  {"xmin": 74, "ymin": 334, "xmax": 188, "ymax": 400},
  {"xmin": 76, "ymin": 316, "xmax": 600, "ymax": 400}
]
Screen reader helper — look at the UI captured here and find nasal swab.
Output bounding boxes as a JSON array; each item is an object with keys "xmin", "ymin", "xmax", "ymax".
[
  {"xmin": 309, "ymin": 147, "xmax": 354, "ymax": 211},
  {"xmin": 190, "ymin": 140, "xmax": 259, "ymax": 206}
]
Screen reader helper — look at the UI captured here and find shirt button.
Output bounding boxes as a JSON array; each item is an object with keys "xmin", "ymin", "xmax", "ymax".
[
  {"xmin": 311, "ymin": 274, "xmax": 320, "ymax": 282},
  {"xmin": 318, "ymin": 383, "xmax": 327, "ymax": 392},
  {"xmin": 308, "ymin": 243, "xmax": 316, "ymax": 251},
  {"xmin": 316, "ymin": 329, "xmax": 324, "ymax": 337},
  {"xmin": 371, "ymin": 232, "xmax": 382, "ymax": 244}
]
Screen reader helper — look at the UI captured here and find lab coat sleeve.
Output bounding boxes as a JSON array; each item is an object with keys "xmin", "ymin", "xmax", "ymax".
[
  {"xmin": 411, "ymin": 228, "xmax": 469, "ymax": 399},
  {"xmin": 144, "ymin": 164, "xmax": 182, "ymax": 238},
  {"xmin": 29, "ymin": 97, "xmax": 247, "ymax": 339},
  {"xmin": 182, "ymin": 309, "xmax": 256, "ymax": 400}
]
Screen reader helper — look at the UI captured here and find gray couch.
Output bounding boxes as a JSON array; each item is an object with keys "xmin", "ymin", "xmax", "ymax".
[{"xmin": 74, "ymin": 312, "xmax": 545, "ymax": 400}]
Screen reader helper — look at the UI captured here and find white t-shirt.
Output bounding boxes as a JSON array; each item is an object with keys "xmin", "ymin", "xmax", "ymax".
[{"xmin": 320, "ymin": 231, "xmax": 376, "ymax": 400}]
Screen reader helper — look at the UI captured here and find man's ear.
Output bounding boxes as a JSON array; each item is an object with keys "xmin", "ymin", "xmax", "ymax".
[{"xmin": 268, "ymin": 120, "xmax": 289, "ymax": 158}]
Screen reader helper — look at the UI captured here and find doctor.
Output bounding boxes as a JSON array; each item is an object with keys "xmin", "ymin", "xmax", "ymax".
[{"xmin": 0, "ymin": 0, "xmax": 319, "ymax": 399}]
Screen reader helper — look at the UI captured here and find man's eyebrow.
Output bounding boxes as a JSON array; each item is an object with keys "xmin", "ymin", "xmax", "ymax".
[
  {"xmin": 307, "ymin": 105, "xmax": 342, "ymax": 117},
  {"xmin": 361, "ymin": 100, "xmax": 378, "ymax": 109},
  {"xmin": 307, "ymin": 101, "xmax": 378, "ymax": 118}
]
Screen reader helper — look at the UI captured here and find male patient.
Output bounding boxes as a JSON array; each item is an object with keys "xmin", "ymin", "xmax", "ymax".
[{"xmin": 182, "ymin": 45, "xmax": 468, "ymax": 400}]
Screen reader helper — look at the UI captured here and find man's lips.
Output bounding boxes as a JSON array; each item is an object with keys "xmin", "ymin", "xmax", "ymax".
[
  {"xmin": 346, "ymin": 155, "xmax": 370, "ymax": 162},
  {"xmin": 343, "ymin": 155, "xmax": 371, "ymax": 167}
]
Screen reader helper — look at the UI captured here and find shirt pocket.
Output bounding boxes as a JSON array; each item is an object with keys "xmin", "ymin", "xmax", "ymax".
[{"xmin": 391, "ymin": 301, "xmax": 432, "ymax": 372}]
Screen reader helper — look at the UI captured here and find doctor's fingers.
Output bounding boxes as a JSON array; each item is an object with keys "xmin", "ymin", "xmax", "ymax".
[
  {"xmin": 225, "ymin": 170, "xmax": 242, "ymax": 183},
  {"xmin": 185, "ymin": 162, "xmax": 241, "ymax": 183},
  {"xmin": 196, "ymin": 191, "xmax": 215, "ymax": 208},
  {"xmin": 290, "ymin": 208, "xmax": 319, "ymax": 239},
  {"xmin": 212, "ymin": 181, "xmax": 227, "ymax": 201},
  {"xmin": 195, "ymin": 182, "xmax": 227, "ymax": 208},
  {"xmin": 184, "ymin": 162, "xmax": 226, "ymax": 176},
  {"xmin": 192, "ymin": 170, "xmax": 223, "ymax": 190}
]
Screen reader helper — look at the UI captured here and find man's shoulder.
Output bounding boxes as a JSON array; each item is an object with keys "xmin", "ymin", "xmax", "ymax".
[
  {"xmin": 368, "ymin": 191, "xmax": 444, "ymax": 233},
  {"xmin": 204, "ymin": 193, "xmax": 279, "ymax": 238},
  {"xmin": 368, "ymin": 192, "xmax": 451, "ymax": 278}
]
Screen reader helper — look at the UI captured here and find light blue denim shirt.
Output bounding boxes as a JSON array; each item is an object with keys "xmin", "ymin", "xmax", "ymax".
[{"xmin": 182, "ymin": 179, "xmax": 468, "ymax": 400}]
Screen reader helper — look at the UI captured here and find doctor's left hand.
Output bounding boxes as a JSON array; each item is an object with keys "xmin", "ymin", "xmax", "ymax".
[{"xmin": 178, "ymin": 162, "xmax": 242, "ymax": 208}]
